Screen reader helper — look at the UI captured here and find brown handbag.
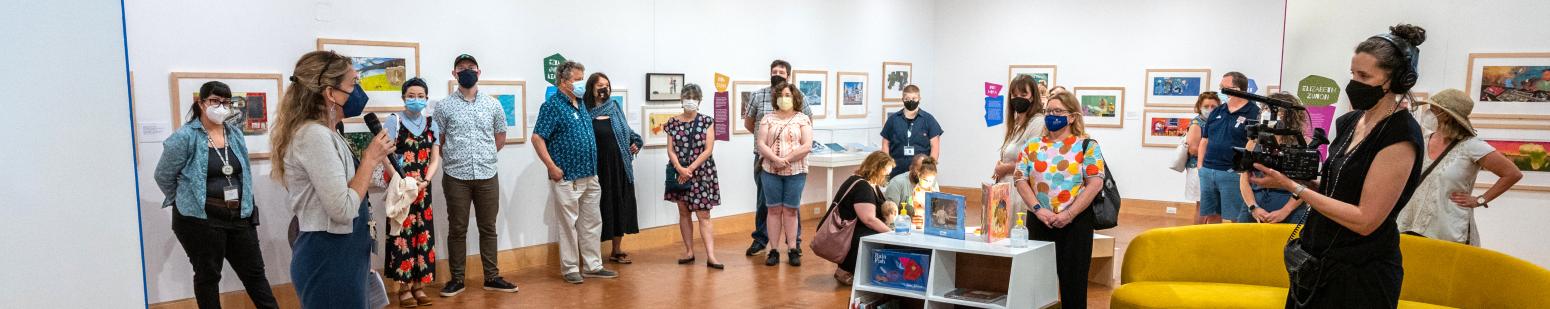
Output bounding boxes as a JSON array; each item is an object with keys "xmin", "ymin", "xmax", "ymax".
[{"xmin": 812, "ymin": 178, "xmax": 867, "ymax": 264}]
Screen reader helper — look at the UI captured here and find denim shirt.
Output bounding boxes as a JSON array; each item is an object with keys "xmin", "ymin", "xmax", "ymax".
[
  {"xmin": 587, "ymin": 99, "xmax": 644, "ymax": 183},
  {"xmin": 154, "ymin": 120, "xmax": 255, "ymax": 219}
]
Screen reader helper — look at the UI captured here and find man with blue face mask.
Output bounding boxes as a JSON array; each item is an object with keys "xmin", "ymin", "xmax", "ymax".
[
  {"xmin": 1198, "ymin": 71, "xmax": 1260, "ymax": 224},
  {"xmin": 533, "ymin": 60, "xmax": 619, "ymax": 284},
  {"xmin": 431, "ymin": 54, "xmax": 518, "ymax": 297}
]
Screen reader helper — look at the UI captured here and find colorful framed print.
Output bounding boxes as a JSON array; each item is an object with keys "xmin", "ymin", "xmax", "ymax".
[
  {"xmin": 1141, "ymin": 109, "xmax": 1197, "ymax": 147},
  {"xmin": 1008, "ymin": 65, "xmax": 1058, "ymax": 92},
  {"xmin": 640, "ymin": 105, "xmax": 680, "ymax": 146},
  {"xmin": 794, "ymin": 69, "xmax": 829, "ymax": 119},
  {"xmin": 1073, "ymin": 86, "xmax": 1125, "ymax": 128},
  {"xmin": 731, "ymin": 80, "xmax": 768, "ymax": 134},
  {"xmin": 835, "ymin": 71, "xmax": 869, "ymax": 119},
  {"xmin": 881, "ymin": 61, "xmax": 913, "ymax": 104},
  {"xmin": 446, "ymin": 80, "xmax": 527, "ymax": 143},
  {"xmin": 316, "ymin": 38, "xmax": 420, "ymax": 112},
  {"xmin": 1145, "ymin": 69, "xmax": 1212, "ymax": 108},
  {"xmin": 168, "ymin": 72, "xmax": 284, "ymax": 159},
  {"xmin": 1474, "ymin": 127, "xmax": 1550, "ymax": 191},
  {"xmin": 646, "ymin": 73, "xmax": 686, "ymax": 102},
  {"xmin": 1467, "ymin": 53, "xmax": 1550, "ymax": 119}
]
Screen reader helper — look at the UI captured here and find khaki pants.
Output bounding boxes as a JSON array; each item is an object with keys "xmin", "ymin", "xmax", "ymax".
[
  {"xmin": 553, "ymin": 176, "xmax": 603, "ymax": 275},
  {"xmin": 443, "ymin": 175, "xmax": 502, "ymax": 281}
]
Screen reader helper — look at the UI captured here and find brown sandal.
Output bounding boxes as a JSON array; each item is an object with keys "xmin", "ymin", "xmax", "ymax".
[
  {"xmin": 610, "ymin": 253, "xmax": 633, "ymax": 264},
  {"xmin": 398, "ymin": 289, "xmax": 419, "ymax": 308},
  {"xmin": 414, "ymin": 291, "xmax": 434, "ymax": 306}
]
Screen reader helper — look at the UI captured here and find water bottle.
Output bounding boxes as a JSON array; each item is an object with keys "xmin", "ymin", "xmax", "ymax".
[
  {"xmin": 894, "ymin": 204, "xmax": 912, "ymax": 235},
  {"xmin": 1010, "ymin": 212, "xmax": 1030, "ymax": 248}
]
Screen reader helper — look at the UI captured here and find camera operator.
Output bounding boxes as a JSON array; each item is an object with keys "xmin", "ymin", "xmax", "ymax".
[
  {"xmin": 1200, "ymin": 71, "xmax": 1259, "ymax": 224},
  {"xmin": 1237, "ymin": 92, "xmax": 1311, "ymax": 224},
  {"xmin": 1249, "ymin": 24, "xmax": 1428, "ymax": 307}
]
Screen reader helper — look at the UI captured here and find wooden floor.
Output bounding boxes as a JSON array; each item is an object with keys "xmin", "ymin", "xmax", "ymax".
[{"xmin": 397, "ymin": 210, "xmax": 1190, "ymax": 308}]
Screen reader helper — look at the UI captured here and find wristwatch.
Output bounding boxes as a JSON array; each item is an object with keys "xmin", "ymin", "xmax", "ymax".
[
  {"xmin": 1476, "ymin": 195, "xmax": 1489, "ymax": 208},
  {"xmin": 1248, "ymin": 204, "xmax": 1260, "ymax": 212},
  {"xmin": 1291, "ymin": 184, "xmax": 1307, "ymax": 200}
]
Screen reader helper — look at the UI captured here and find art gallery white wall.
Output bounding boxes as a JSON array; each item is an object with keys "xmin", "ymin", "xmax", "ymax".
[
  {"xmin": 127, "ymin": 0, "xmax": 936, "ymax": 303},
  {"xmin": 1281, "ymin": 0, "xmax": 1550, "ymax": 268},
  {"xmin": 927, "ymin": 0, "xmax": 1287, "ymax": 202},
  {"xmin": 0, "ymin": 1, "xmax": 147, "ymax": 308}
]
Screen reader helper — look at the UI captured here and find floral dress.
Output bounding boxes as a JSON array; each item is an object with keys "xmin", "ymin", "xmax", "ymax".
[
  {"xmin": 663, "ymin": 114, "xmax": 721, "ymax": 210},
  {"xmin": 384, "ymin": 117, "xmax": 436, "ymax": 284},
  {"xmin": 1017, "ymin": 135, "xmax": 1106, "ymax": 213}
]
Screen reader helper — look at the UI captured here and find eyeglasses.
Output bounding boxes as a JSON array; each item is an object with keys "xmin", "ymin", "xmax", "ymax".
[
  {"xmin": 202, "ymin": 98, "xmax": 232, "ymax": 106},
  {"xmin": 1047, "ymin": 108, "xmax": 1071, "ymax": 116}
]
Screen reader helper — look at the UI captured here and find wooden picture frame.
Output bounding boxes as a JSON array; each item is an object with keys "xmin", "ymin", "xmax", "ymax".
[
  {"xmin": 1145, "ymin": 68, "xmax": 1212, "ymax": 108},
  {"xmin": 794, "ymin": 69, "xmax": 829, "ymax": 119},
  {"xmin": 1465, "ymin": 52, "xmax": 1550, "ymax": 119},
  {"xmin": 1007, "ymin": 65, "xmax": 1058, "ymax": 92},
  {"xmin": 881, "ymin": 61, "xmax": 913, "ymax": 104},
  {"xmin": 446, "ymin": 80, "xmax": 528, "ymax": 143},
  {"xmin": 1073, "ymin": 86, "xmax": 1126, "ymax": 128},
  {"xmin": 835, "ymin": 71, "xmax": 869, "ymax": 119},
  {"xmin": 316, "ymin": 38, "xmax": 421, "ymax": 111},
  {"xmin": 731, "ymin": 80, "xmax": 768, "ymax": 134},
  {"xmin": 1140, "ymin": 108, "xmax": 1197, "ymax": 147},
  {"xmin": 640, "ymin": 105, "xmax": 680, "ymax": 146},
  {"xmin": 169, "ymin": 72, "xmax": 285, "ymax": 159},
  {"xmin": 646, "ymin": 73, "xmax": 686, "ymax": 102}
]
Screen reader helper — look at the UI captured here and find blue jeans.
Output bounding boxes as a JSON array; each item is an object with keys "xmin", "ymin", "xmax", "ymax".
[
  {"xmin": 760, "ymin": 172, "xmax": 808, "ymax": 208},
  {"xmin": 751, "ymin": 156, "xmax": 801, "ymax": 247},
  {"xmin": 1198, "ymin": 167, "xmax": 1251, "ymax": 222},
  {"xmin": 1254, "ymin": 189, "xmax": 1308, "ymax": 224}
]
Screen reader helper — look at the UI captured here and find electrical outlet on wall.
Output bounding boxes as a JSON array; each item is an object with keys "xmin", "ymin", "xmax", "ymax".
[{"xmin": 1165, "ymin": 207, "xmax": 1178, "ymax": 214}]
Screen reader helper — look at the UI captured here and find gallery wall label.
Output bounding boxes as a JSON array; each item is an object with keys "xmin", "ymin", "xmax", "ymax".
[
  {"xmin": 1298, "ymin": 75, "xmax": 1340, "ymax": 106},
  {"xmin": 544, "ymin": 53, "xmax": 567, "ymax": 85},
  {"xmin": 714, "ymin": 73, "xmax": 730, "ymax": 92}
]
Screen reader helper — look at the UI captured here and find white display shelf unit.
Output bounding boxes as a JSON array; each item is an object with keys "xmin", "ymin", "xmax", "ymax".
[{"xmin": 850, "ymin": 232, "xmax": 1059, "ymax": 309}]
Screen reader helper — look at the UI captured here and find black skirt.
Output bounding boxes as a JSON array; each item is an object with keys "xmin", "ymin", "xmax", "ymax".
[{"xmin": 594, "ymin": 119, "xmax": 639, "ymax": 239}]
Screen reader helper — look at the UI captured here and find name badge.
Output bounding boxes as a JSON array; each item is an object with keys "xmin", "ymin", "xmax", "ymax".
[
  {"xmin": 223, "ymin": 185, "xmax": 239, "ymax": 202},
  {"xmin": 903, "ymin": 146, "xmax": 917, "ymax": 156}
]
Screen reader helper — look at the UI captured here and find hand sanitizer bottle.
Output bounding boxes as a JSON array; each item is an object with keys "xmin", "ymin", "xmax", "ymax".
[
  {"xmin": 894, "ymin": 205, "xmax": 912, "ymax": 235},
  {"xmin": 1010, "ymin": 212, "xmax": 1030, "ymax": 248}
]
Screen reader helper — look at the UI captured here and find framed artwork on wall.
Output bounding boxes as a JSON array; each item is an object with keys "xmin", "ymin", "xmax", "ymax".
[
  {"xmin": 1073, "ymin": 86, "xmax": 1125, "ymax": 128},
  {"xmin": 1007, "ymin": 65, "xmax": 1058, "ymax": 91},
  {"xmin": 881, "ymin": 61, "xmax": 913, "ymax": 104},
  {"xmin": 647, "ymin": 73, "xmax": 686, "ymax": 102},
  {"xmin": 1267, "ymin": 85, "xmax": 1280, "ymax": 95},
  {"xmin": 316, "ymin": 38, "xmax": 420, "ymax": 112},
  {"xmin": 794, "ymin": 69, "xmax": 829, "ymax": 119},
  {"xmin": 168, "ymin": 72, "xmax": 284, "ymax": 159},
  {"xmin": 446, "ymin": 80, "xmax": 527, "ymax": 143},
  {"xmin": 1141, "ymin": 109, "xmax": 1197, "ymax": 147},
  {"xmin": 1145, "ymin": 68, "xmax": 1212, "ymax": 108},
  {"xmin": 640, "ymin": 105, "xmax": 680, "ymax": 146},
  {"xmin": 1466, "ymin": 52, "xmax": 1550, "ymax": 120},
  {"xmin": 835, "ymin": 71, "xmax": 869, "ymax": 119},
  {"xmin": 1473, "ymin": 127, "xmax": 1550, "ymax": 192},
  {"xmin": 731, "ymin": 80, "xmax": 768, "ymax": 134}
]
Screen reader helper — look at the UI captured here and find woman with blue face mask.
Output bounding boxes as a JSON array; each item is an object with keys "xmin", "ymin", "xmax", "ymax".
[
  {"xmin": 379, "ymin": 77, "xmax": 442, "ymax": 307},
  {"xmin": 1012, "ymin": 91, "xmax": 1106, "ymax": 309}
]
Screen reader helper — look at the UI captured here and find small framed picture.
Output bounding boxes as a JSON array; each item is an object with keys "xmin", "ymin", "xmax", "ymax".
[
  {"xmin": 794, "ymin": 70, "xmax": 829, "ymax": 119},
  {"xmin": 1007, "ymin": 65, "xmax": 1058, "ymax": 92},
  {"xmin": 446, "ymin": 80, "xmax": 527, "ymax": 143},
  {"xmin": 835, "ymin": 71, "xmax": 869, "ymax": 119},
  {"xmin": 169, "ymin": 72, "xmax": 285, "ymax": 159},
  {"xmin": 646, "ymin": 73, "xmax": 686, "ymax": 102},
  {"xmin": 317, "ymin": 38, "xmax": 420, "ymax": 111},
  {"xmin": 1474, "ymin": 126, "xmax": 1550, "ymax": 192},
  {"xmin": 1145, "ymin": 68, "xmax": 1212, "ymax": 108},
  {"xmin": 1141, "ymin": 109, "xmax": 1198, "ymax": 147},
  {"xmin": 1073, "ymin": 86, "xmax": 1125, "ymax": 128},
  {"xmin": 881, "ymin": 61, "xmax": 913, "ymax": 104},
  {"xmin": 1466, "ymin": 52, "xmax": 1550, "ymax": 120},
  {"xmin": 641, "ymin": 105, "xmax": 680, "ymax": 146},
  {"xmin": 731, "ymin": 80, "xmax": 769, "ymax": 134}
]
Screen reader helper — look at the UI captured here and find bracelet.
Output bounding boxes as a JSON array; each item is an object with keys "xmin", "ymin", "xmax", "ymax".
[{"xmin": 1292, "ymin": 184, "xmax": 1307, "ymax": 200}]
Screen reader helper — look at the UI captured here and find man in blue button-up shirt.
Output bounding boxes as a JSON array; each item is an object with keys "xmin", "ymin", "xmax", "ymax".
[{"xmin": 533, "ymin": 60, "xmax": 618, "ymax": 283}]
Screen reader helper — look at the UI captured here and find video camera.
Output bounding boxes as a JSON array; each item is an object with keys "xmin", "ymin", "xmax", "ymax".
[{"xmin": 1222, "ymin": 89, "xmax": 1329, "ymax": 180}]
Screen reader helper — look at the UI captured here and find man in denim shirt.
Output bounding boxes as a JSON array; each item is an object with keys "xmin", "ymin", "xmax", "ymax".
[{"xmin": 533, "ymin": 60, "xmax": 619, "ymax": 284}]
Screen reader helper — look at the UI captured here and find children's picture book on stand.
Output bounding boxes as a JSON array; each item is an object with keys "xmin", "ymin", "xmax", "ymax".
[
  {"xmin": 923, "ymin": 191, "xmax": 966, "ymax": 240},
  {"xmin": 869, "ymin": 249, "xmax": 931, "ymax": 292},
  {"xmin": 981, "ymin": 182, "xmax": 1012, "ymax": 243}
]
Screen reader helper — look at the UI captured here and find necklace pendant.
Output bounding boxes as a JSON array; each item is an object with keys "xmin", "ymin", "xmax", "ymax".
[{"xmin": 222, "ymin": 165, "xmax": 233, "ymax": 176}]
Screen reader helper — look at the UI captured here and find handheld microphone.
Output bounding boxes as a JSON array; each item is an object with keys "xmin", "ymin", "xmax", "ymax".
[
  {"xmin": 1223, "ymin": 88, "xmax": 1305, "ymax": 111},
  {"xmin": 362, "ymin": 113, "xmax": 406, "ymax": 177}
]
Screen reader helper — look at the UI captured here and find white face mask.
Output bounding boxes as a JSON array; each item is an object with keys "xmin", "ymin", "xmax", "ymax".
[
  {"xmin": 205, "ymin": 105, "xmax": 232, "ymax": 122},
  {"xmin": 682, "ymin": 99, "xmax": 700, "ymax": 112},
  {"xmin": 1418, "ymin": 109, "xmax": 1440, "ymax": 134}
]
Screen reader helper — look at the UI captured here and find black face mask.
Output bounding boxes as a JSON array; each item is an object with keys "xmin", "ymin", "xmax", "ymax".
[
  {"xmin": 903, "ymin": 100, "xmax": 920, "ymax": 111},
  {"xmin": 1010, "ymin": 97, "xmax": 1033, "ymax": 113},
  {"xmin": 1345, "ymin": 79, "xmax": 1386, "ymax": 111},
  {"xmin": 597, "ymin": 87, "xmax": 610, "ymax": 100},
  {"xmin": 770, "ymin": 75, "xmax": 786, "ymax": 87},
  {"xmin": 456, "ymin": 69, "xmax": 479, "ymax": 89}
]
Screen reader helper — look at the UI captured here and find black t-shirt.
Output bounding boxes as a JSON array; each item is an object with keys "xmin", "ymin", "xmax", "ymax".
[
  {"xmin": 1299, "ymin": 110, "xmax": 1422, "ymax": 265},
  {"xmin": 176, "ymin": 145, "xmax": 249, "ymax": 229},
  {"xmin": 835, "ymin": 176, "xmax": 886, "ymax": 237}
]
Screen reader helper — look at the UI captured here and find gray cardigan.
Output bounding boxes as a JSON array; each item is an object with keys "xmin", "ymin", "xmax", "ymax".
[{"xmin": 284, "ymin": 122, "xmax": 363, "ymax": 234}]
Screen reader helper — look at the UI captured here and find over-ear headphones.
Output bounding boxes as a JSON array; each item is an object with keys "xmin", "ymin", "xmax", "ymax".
[{"xmin": 1372, "ymin": 33, "xmax": 1419, "ymax": 94}]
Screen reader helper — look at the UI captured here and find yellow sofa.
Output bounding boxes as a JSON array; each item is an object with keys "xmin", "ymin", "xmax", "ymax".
[{"xmin": 1112, "ymin": 224, "xmax": 1550, "ymax": 308}]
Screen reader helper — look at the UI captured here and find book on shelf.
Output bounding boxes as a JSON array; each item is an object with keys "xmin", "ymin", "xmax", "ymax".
[{"xmin": 943, "ymin": 288, "xmax": 1008, "ymax": 304}]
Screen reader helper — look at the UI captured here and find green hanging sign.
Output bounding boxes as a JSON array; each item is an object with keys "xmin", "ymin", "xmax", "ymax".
[
  {"xmin": 543, "ymin": 53, "xmax": 567, "ymax": 85},
  {"xmin": 1297, "ymin": 75, "xmax": 1340, "ymax": 106}
]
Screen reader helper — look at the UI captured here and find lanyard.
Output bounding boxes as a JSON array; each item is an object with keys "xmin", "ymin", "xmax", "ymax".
[{"xmin": 207, "ymin": 137, "xmax": 234, "ymax": 183}]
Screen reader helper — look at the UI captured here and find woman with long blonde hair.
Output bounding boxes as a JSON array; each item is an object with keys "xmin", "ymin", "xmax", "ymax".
[
  {"xmin": 829, "ymin": 151, "xmax": 897, "ymax": 285},
  {"xmin": 272, "ymin": 50, "xmax": 395, "ymax": 308}
]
